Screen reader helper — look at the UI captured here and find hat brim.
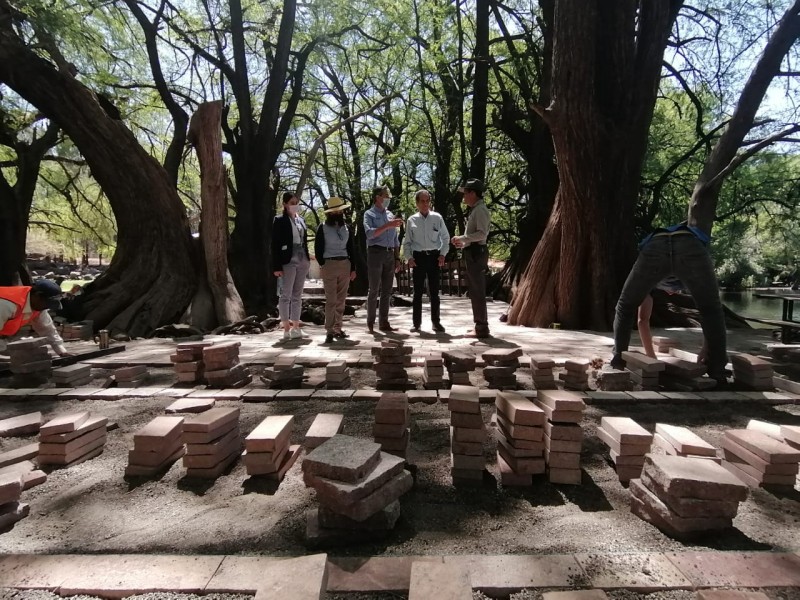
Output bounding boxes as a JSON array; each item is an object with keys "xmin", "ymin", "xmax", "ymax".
[{"xmin": 324, "ymin": 203, "xmax": 351, "ymax": 213}]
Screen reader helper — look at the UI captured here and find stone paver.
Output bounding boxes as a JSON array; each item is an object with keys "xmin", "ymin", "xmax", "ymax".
[
  {"xmin": 204, "ymin": 556, "xmax": 284, "ymax": 593},
  {"xmin": 666, "ymin": 551, "xmax": 800, "ymax": 588},
  {"xmin": 56, "ymin": 554, "xmax": 223, "ymax": 597},
  {"xmin": 443, "ymin": 555, "xmax": 583, "ymax": 596},
  {"xmin": 574, "ymin": 553, "xmax": 691, "ymax": 591},
  {"xmin": 253, "ymin": 554, "xmax": 328, "ymax": 600},
  {"xmin": 0, "ymin": 554, "xmax": 92, "ymax": 589},
  {"xmin": 409, "ymin": 559, "xmax": 471, "ymax": 600},
  {"xmin": 326, "ymin": 556, "xmax": 444, "ymax": 592}
]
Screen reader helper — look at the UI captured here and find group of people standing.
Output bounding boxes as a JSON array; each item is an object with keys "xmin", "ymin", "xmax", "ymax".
[{"xmin": 271, "ymin": 179, "xmax": 492, "ymax": 344}]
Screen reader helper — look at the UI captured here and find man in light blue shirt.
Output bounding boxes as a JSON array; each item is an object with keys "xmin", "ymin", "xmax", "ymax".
[
  {"xmin": 402, "ymin": 189, "xmax": 449, "ymax": 333},
  {"xmin": 363, "ymin": 185, "xmax": 402, "ymax": 332}
]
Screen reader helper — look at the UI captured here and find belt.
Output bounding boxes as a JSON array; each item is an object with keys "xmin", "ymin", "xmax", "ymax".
[
  {"xmin": 653, "ymin": 230, "xmax": 693, "ymax": 238},
  {"xmin": 414, "ymin": 250, "xmax": 439, "ymax": 255},
  {"xmin": 368, "ymin": 245, "xmax": 395, "ymax": 251},
  {"xmin": 326, "ymin": 256, "xmax": 349, "ymax": 261}
]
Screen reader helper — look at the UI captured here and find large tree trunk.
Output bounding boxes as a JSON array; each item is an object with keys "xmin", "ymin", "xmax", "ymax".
[
  {"xmin": 509, "ymin": 0, "xmax": 682, "ymax": 330},
  {"xmin": 188, "ymin": 101, "xmax": 246, "ymax": 326},
  {"xmin": 0, "ymin": 2, "xmax": 196, "ymax": 336},
  {"xmin": 0, "ymin": 122, "xmax": 60, "ymax": 285}
]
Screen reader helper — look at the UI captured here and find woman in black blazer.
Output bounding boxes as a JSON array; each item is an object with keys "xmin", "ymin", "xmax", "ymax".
[{"xmin": 272, "ymin": 192, "xmax": 310, "ymax": 340}]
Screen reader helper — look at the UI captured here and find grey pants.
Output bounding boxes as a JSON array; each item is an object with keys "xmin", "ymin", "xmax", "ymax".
[
  {"xmin": 366, "ymin": 246, "xmax": 396, "ymax": 326},
  {"xmin": 278, "ymin": 249, "xmax": 310, "ymax": 322},
  {"xmin": 464, "ymin": 244, "xmax": 489, "ymax": 334}
]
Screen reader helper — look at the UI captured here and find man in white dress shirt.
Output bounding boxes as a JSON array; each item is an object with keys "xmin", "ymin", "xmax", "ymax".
[{"xmin": 403, "ymin": 189, "xmax": 450, "ymax": 333}]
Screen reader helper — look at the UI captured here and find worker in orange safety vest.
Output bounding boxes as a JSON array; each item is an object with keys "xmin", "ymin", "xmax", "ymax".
[{"xmin": 0, "ymin": 280, "xmax": 70, "ymax": 356}]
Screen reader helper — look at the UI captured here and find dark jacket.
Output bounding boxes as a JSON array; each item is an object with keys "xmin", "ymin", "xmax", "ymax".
[
  {"xmin": 272, "ymin": 213, "xmax": 310, "ymax": 270},
  {"xmin": 315, "ymin": 223, "xmax": 355, "ymax": 270}
]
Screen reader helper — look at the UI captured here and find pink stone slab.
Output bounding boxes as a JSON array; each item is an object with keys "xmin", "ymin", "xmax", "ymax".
[
  {"xmin": 666, "ymin": 551, "xmax": 800, "ymax": 588},
  {"xmin": 57, "ymin": 554, "xmax": 224, "ymax": 597},
  {"xmin": 574, "ymin": 553, "xmax": 691, "ymax": 591}
]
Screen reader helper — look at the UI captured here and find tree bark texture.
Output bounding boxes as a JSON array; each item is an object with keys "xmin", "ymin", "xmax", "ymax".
[
  {"xmin": 0, "ymin": 2, "xmax": 196, "ymax": 336},
  {"xmin": 0, "ymin": 122, "xmax": 59, "ymax": 285},
  {"xmin": 688, "ymin": 0, "xmax": 800, "ymax": 235},
  {"xmin": 509, "ymin": 0, "xmax": 682, "ymax": 330},
  {"xmin": 188, "ymin": 101, "xmax": 246, "ymax": 326}
]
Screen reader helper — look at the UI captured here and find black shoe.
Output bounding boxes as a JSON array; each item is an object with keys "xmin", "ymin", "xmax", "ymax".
[
  {"xmin": 367, "ymin": 324, "xmax": 375, "ymax": 334},
  {"xmin": 379, "ymin": 323, "xmax": 396, "ymax": 332},
  {"xmin": 609, "ymin": 356, "xmax": 626, "ymax": 370},
  {"xmin": 432, "ymin": 323, "xmax": 445, "ymax": 333},
  {"xmin": 333, "ymin": 330, "xmax": 349, "ymax": 339},
  {"xmin": 324, "ymin": 333, "xmax": 335, "ymax": 344},
  {"xmin": 410, "ymin": 325, "xmax": 421, "ymax": 333}
]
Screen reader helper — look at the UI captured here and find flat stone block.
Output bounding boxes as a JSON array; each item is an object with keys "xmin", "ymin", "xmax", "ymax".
[
  {"xmin": 204, "ymin": 555, "xmax": 285, "ymax": 593},
  {"xmin": 252, "ymin": 553, "xmax": 329, "ymax": 600},
  {"xmin": 542, "ymin": 592, "xmax": 609, "ymax": 600},
  {"xmin": 409, "ymin": 559, "xmax": 472, "ymax": 600},
  {"xmin": 302, "ymin": 434, "xmax": 382, "ymax": 484},
  {"xmin": 55, "ymin": 554, "xmax": 224, "ymax": 597},
  {"xmin": 574, "ymin": 552, "xmax": 691, "ymax": 591},
  {"xmin": 0, "ymin": 412, "xmax": 42, "ymax": 437},
  {"xmin": 443, "ymin": 555, "xmax": 582, "ymax": 596},
  {"xmin": 643, "ymin": 454, "xmax": 748, "ymax": 501},
  {"xmin": 665, "ymin": 551, "xmax": 800, "ymax": 588}
]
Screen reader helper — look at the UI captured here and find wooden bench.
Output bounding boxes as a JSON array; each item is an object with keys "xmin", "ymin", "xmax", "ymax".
[{"xmin": 742, "ymin": 316, "xmax": 800, "ymax": 343}]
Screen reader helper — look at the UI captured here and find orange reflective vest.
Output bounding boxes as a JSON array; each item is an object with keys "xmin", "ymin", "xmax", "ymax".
[{"xmin": 0, "ymin": 286, "xmax": 40, "ymax": 336}]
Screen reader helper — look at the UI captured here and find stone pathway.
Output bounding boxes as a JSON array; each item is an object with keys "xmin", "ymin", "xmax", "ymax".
[{"xmin": 1, "ymin": 551, "xmax": 799, "ymax": 595}]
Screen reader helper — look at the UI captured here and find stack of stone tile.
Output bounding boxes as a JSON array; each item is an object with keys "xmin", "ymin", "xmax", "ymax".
[
  {"xmin": 305, "ymin": 413, "xmax": 344, "ymax": 450},
  {"xmin": 536, "ymin": 390, "xmax": 585, "ymax": 484},
  {"xmin": 125, "ymin": 416, "xmax": 185, "ymax": 477},
  {"xmin": 373, "ymin": 393, "xmax": 410, "ymax": 458},
  {"xmin": 182, "ymin": 407, "xmax": 241, "ymax": 478},
  {"xmin": 421, "ymin": 354, "xmax": 446, "ymax": 390},
  {"xmin": 38, "ymin": 412, "xmax": 108, "ymax": 467},
  {"xmin": 51, "ymin": 363, "xmax": 92, "ymax": 388},
  {"xmin": 529, "ymin": 357, "xmax": 557, "ymax": 390},
  {"xmin": 652, "ymin": 424, "xmax": 719, "ymax": 464},
  {"xmin": 325, "ymin": 360, "xmax": 351, "ymax": 389},
  {"xmin": 203, "ymin": 342, "xmax": 251, "ymax": 388},
  {"xmin": 0, "ymin": 473, "xmax": 30, "ymax": 530},
  {"xmin": 243, "ymin": 415, "xmax": 300, "ymax": 481},
  {"xmin": 482, "ymin": 348, "xmax": 522, "ymax": 390},
  {"xmin": 494, "ymin": 391, "xmax": 544, "ymax": 486},
  {"xmin": 171, "ymin": 341, "xmax": 213, "ymax": 384},
  {"xmin": 372, "ymin": 341, "xmax": 413, "ymax": 390},
  {"xmin": 7, "ymin": 338, "xmax": 51, "ymax": 386},
  {"xmin": 448, "ymin": 385, "xmax": 485, "ymax": 485},
  {"xmin": 597, "ymin": 416, "xmax": 654, "ymax": 483},
  {"xmin": 622, "ymin": 351, "xmax": 664, "ymax": 391},
  {"xmin": 630, "ymin": 454, "xmax": 748, "ymax": 539},
  {"xmin": 731, "ymin": 354, "xmax": 773, "ymax": 391},
  {"xmin": 442, "ymin": 350, "xmax": 476, "ymax": 386},
  {"xmin": 61, "ymin": 321, "xmax": 92, "ymax": 341},
  {"xmin": 597, "ymin": 368, "xmax": 632, "ymax": 391},
  {"xmin": 651, "ymin": 336, "xmax": 678, "ymax": 354},
  {"xmin": 114, "ymin": 365, "xmax": 148, "ymax": 388},
  {"xmin": 302, "ymin": 435, "xmax": 412, "ymax": 544},
  {"xmin": 720, "ymin": 428, "xmax": 800, "ymax": 488},
  {"xmin": 261, "ymin": 355, "xmax": 304, "ymax": 389},
  {"xmin": 559, "ymin": 359, "xmax": 591, "ymax": 392},
  {"xmin": 659, "ymin": 356, "xmax": 711, "ymax": 391}
]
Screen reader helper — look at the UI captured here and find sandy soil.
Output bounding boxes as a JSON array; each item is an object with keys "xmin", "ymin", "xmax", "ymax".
[{"xmin": 0, "ymin": 360, "xmax": 799, "ymax": 561}]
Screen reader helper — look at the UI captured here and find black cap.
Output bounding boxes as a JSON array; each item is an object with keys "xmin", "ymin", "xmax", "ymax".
[
  {"xmin": 31, "ymin": 279, "xmax": 63, "ymax": 311},
  {"xmin": 458, "ymin": 178, "xmax": 484, "ymax": 194}
]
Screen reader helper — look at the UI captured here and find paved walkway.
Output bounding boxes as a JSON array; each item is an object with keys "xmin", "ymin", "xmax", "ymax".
[
  {"xmin": 65, "ymin": 297, "xmax": 777, "ymax": 368},
  {"xmin": 1, "ymin": 551, "xmax": 799, "ymax": 596}
]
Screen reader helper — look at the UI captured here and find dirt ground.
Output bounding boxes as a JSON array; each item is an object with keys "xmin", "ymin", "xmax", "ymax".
[{"xmin": 1, "ymin": 360, "xmax": 799, "ymax": 561}]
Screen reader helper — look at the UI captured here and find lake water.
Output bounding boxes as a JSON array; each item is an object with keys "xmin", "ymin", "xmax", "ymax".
[{"xmin": 720, "ymin": 290, "xmax": 786, "ymax": 322}]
